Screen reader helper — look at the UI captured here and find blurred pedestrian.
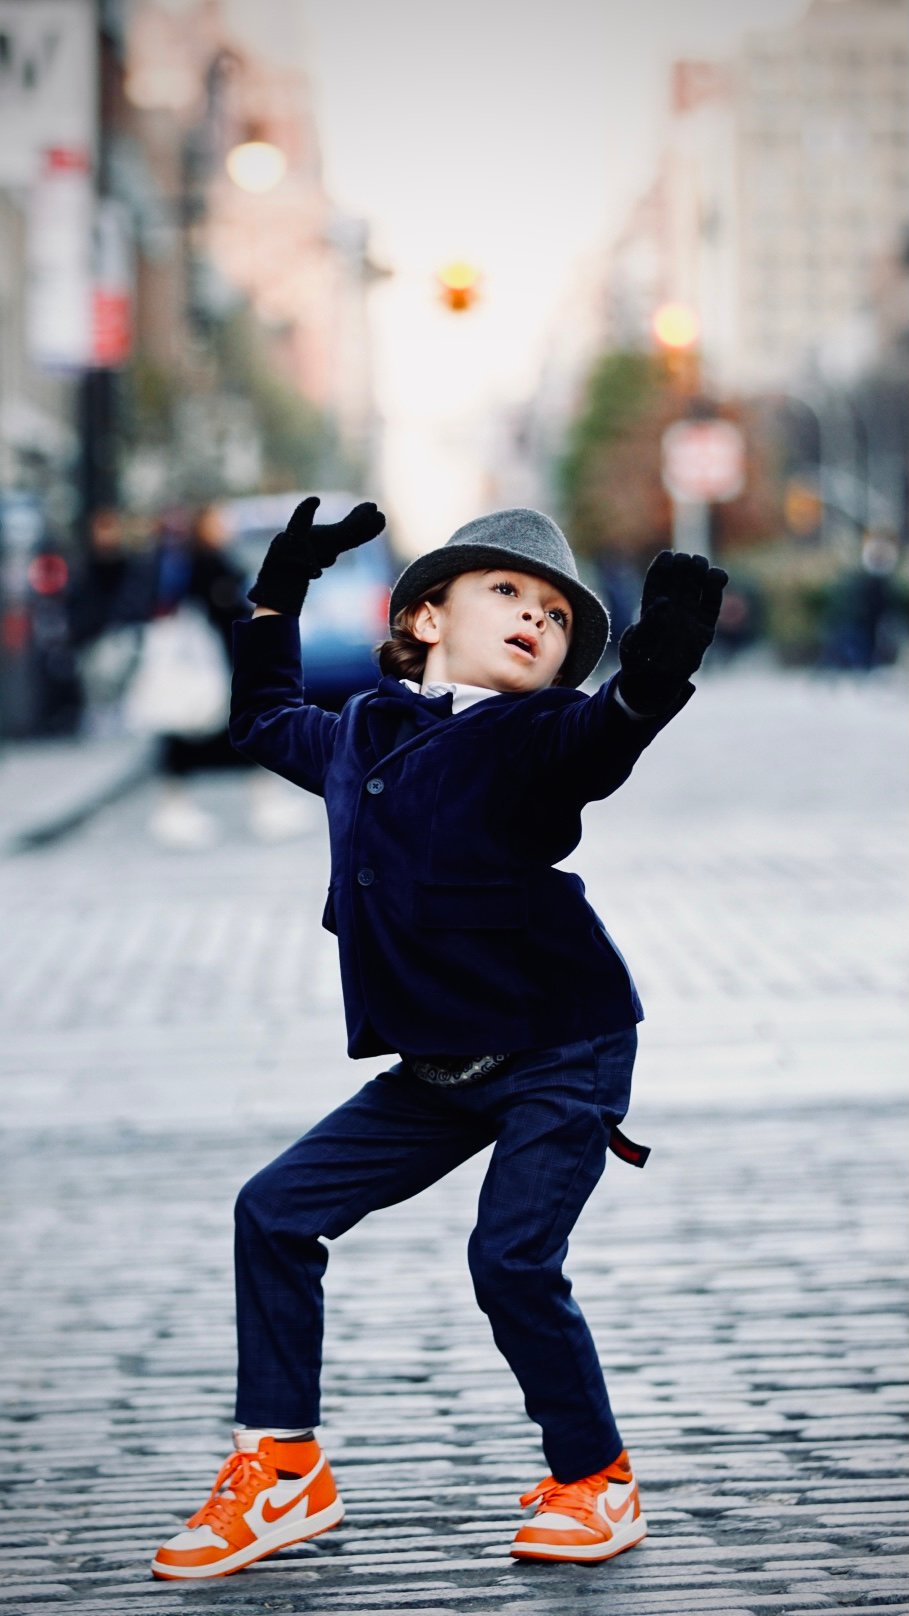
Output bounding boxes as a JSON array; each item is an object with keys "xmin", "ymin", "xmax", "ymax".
[
  {"xmin": 68, "ymin": 509, "xmax": 154, "ymax": 733},
  {"xmin": 712, "ymin": 577, "xmax": 762, "ymax": 661},
  {"xmin": 150, "ymin": 501, "xmax": 727, "ymax": 1579},
  {"xmin": 821, "ymin": 530, "xmax": 902, "ymax": 671},
  {"xmin": 596, "ymin": 553, "xmax": 642, "ymax": 655},
  {"xmin": 146, "ymin": 504, "xmax": 307, "ymax": 849}
]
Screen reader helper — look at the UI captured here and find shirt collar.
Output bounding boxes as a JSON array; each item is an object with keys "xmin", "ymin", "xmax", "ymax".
[{"xmin": 401, "ymin": 678, "xmax": 501, "ymax": 715}]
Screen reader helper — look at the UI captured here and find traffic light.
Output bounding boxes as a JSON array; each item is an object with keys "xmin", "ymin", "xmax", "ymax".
[
  {"xmin": 436, "ymin": 261, "xmax": 481, "ymax": 312},
  {"xmin": 783, "ymin": 479, "xmax": 823, "ymax": 536},
  {"xmin": 652, "ymin": 303, "xmax": 698, "ymax": 350},
  {"xmin": 652, "ymin": 302, "xmax": 700, "ymax": 392}
]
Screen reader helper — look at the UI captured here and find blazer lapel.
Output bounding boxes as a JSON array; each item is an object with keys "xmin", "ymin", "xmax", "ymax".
[{"xmin": 365, "ymin": 677, "xmax": 454, "ymax": 761}]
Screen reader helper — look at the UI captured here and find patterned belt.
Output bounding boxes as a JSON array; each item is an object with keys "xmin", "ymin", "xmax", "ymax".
[
  {"xmin": 401, "ymin": 1051, "xmax": 651, "ymax": 1167},
  {"xmin": 405, "ymin": 1052, "xmax": 509, "ymax": 1087}
]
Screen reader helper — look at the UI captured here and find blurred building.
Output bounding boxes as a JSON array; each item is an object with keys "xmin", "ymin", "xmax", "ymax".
[
  {"xmin": 604, "ymin": 177, "xmax": 670, "ymax": 354},
  {"xmin": 0, "ymin": 0, "xmax": 383, "ymax": 736},
  {"xmin": 604, "ymin": 0, "xmax": 909, "ymax": 396},
  {"xmin": 0, "ymin": 190, "xmax": 78, "ymax": 506},
  {"xmin": 735, "ymin": 0, "xmax": 909, "ymax": 390},
  {"xmin": 0, "ymin": 1, "xmax": 93, "ymax": 514},
  {"xmin": 0, "ymin": 0, "xmax": 382, "ymax": 524},
  {"xmin": 121, "ymin": 0, "xmax": 382, "ymax": 505}
]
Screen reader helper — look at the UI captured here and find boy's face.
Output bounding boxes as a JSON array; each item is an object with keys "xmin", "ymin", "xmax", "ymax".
[{"xmin": 413, "ymin": 569, "xmax": 573, "ymax": 692}]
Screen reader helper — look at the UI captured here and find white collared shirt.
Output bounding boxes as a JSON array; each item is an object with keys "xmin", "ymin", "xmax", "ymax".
[
  {"xmin": 400, "ymin": 678, "xmax": 500, "ymax": 714},
  {"xmin": 402, "ymin": 676, "xmax": 649, "ymax": 719}
]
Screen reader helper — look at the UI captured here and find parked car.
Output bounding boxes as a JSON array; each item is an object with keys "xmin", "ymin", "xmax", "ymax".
[
  {"xmin": 0, "ymin": 492, "xmax": 81, "ymax": 738},
  {"xmin": 219, "ymin": 492, "xmax": 397, "ymax": 710}
]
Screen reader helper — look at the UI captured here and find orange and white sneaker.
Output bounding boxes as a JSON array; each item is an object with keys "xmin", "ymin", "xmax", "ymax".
[
  {"xmin": 510, "ymin": 1449, "xmax": 646, "ymax": 1563},
  {"xmin": 150, "ymin": 1431, "xmax": 343, "ymax": 1580}
]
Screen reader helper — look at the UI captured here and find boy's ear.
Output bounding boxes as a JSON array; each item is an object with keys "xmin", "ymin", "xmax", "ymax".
[{"xmin": 411, "ymin": 600, "xmax": 442, "ymax": 645}]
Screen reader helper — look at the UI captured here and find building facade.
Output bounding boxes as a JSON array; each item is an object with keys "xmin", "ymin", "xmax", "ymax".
[
  {"xmin": 606, "ymin": 0, "xmax": 909, "ymax": 396},
  {"xmin": 734, "ymin": 0, "xmax": 909, "ymax": 389}
]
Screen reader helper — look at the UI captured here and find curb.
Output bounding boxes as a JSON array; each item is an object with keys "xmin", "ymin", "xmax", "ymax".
[{"xmin": 1, "ymin": 738, "xmax": 158, "ymax": 856}]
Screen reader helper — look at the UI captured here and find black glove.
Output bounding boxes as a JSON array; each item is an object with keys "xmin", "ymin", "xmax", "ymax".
[
  {"xmin": 248, "ymin": 496, "xmax": 386, "ymax": 615},
  {"xmin": 617, "ymin": 550, "xmax": 729, "ymax": 714}
]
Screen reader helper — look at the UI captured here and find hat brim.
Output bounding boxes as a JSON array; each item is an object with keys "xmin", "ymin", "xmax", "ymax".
[{"xmin": 389, "ymin": 543, "xmax": 610, "ymax": 688}]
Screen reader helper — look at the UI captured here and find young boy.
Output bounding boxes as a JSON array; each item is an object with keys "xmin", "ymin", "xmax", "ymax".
[{"xmin": 150, "ymin": 499, "xmax": 727, "ymax": 1579}]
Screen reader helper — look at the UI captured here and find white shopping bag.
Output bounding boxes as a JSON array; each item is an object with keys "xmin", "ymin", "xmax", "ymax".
[{"xmin": 124, "ymin": 603, "xmax": 231, "ymax": 738}]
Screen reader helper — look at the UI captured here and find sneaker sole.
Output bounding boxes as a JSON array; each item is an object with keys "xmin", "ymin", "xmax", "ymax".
[
  {"xmin": 150, "ymin": 1497, "xmax": 345, "ymax": 1580},
  {"xmin": 511, "ymin": 1515, "xmax": 647, "ymax": 1564}
]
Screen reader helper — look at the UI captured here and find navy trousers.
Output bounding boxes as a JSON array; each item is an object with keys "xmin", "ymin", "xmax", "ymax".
[{"xmin": 234, "ymin": 1027, "xmax": 637, "ymax": 1483}]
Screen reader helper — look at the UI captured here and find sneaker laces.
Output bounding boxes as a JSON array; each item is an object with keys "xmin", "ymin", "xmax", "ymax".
[
  {"xmin": 519, "ymin": 1468, "xmax": 612, "ymax": 1516},
  {"xmin": 187, "ymin": 1450, "xmax": 276, "ymax": 1536}
]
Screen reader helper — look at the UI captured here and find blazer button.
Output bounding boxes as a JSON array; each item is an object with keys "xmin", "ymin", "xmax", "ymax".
[
  {"xmin": 366, "ymin": 777, "xmax": 384, "ymax": 795},
  {"xmin": 357, "ymin": 867, "xmax": 375, "ymax": 887}
]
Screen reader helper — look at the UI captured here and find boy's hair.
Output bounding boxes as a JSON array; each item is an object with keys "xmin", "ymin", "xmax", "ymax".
[{"xmin": 376, "ymin": 577, "xmax": 458, "ymax": 682}]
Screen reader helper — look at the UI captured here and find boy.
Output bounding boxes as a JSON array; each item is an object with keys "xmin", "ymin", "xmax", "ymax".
[{"xmin": 151, "ymin": 499, "xmax": 726, "ymax": 1578}]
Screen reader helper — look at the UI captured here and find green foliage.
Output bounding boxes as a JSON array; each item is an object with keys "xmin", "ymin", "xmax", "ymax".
[
  {"xmin": 557, "ymin": 351, "xmax": 670, "ymax": 560},
  {"xmin": 559, "ymin": 352, "xmax": 656, "ymax": 492},
  {"xmin": 733, "ymin": 540, "xmax": 909, "ymax": 664}
]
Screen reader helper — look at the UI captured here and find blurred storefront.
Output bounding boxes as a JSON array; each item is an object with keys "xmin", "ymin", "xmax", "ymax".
[{"xmin": 0, "ymin": 0, "xmax": 384, "ymax": 737}]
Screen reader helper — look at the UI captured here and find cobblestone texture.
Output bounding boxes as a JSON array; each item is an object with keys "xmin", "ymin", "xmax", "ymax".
[{"xmin": 1, "ymin": 669, "xmax": 907, "ymax": 1614}]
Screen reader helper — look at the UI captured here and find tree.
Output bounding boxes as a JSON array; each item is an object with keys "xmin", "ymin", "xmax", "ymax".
[
  {"xmin": 557, "ymin": 352, "xmax": 674, "ymax": 561},
  {"xmin": 558, "ymin": 350, "xmax": 780, "ymax": 563}
]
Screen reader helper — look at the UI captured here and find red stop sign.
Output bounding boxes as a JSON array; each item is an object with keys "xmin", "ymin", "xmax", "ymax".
[{"xmin": 662, "ymin": 420, "xmax": 745, "ymax": 503}]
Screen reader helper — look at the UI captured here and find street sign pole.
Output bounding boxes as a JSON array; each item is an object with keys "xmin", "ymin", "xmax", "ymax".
[{"xmin": 672, "ymin": 497, "xmax": 711, "ymax": 558}]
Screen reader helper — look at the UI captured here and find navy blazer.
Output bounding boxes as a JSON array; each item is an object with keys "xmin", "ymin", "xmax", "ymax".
[{"xmin": 230, "ymin": 616, "xmax": 693, "ymax": 1059}]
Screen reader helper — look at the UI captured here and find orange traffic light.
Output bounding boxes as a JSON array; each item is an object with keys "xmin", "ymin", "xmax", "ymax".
[
  {"xmin": 652, "ymin": 303, "xmax": 699, "ymax": 350},
  {"xmin": 436, "ymin": 260, "xmax": 481, "ymax": 312},
  {"xmin": 784, "ymin": 479, "xmax": 823, "ymax": 536},
  {"xmin": 652, "ymin": 303, "xmax": 700, "ymax": 392}
]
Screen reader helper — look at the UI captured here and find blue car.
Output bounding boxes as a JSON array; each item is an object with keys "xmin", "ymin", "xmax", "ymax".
[{"xmin": 220, "ymin": 492, "xmax": 397, "ymax": 710}]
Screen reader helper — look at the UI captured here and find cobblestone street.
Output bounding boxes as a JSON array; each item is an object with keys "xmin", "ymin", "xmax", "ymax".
[{"xmin": 2, "ymin": 668, "xmax": 907, "ymax": 1615}]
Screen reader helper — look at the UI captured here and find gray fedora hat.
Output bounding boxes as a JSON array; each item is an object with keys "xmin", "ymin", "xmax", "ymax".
[{"xmin": 388, "ymin": 508, "xmax": 610, "ymax": 687}]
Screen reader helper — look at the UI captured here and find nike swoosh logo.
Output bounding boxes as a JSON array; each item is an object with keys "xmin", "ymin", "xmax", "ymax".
[
  {"xmin": 602, "ymin": 1489, "xmax": 635, "ymax": 1525},
  {"xmin": 261, "ymin": 1487, "xmax": 310, "ymax": 1524}
]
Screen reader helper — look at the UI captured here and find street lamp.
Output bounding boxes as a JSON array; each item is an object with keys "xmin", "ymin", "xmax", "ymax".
[
  {"xmin": 225, "ymin": 125, "xmax": 287, "ymax": 195},
  {"xmin": 176, "ymin": 60, "xmax": 287, "ymax": 335},
  {"xmin": 652, "ymin": 302, "xmax": 700, "ymax": 392},
  {"xmin": 123, "ymin": 46, "xmax": 289, "ymax": 502},
  {"xmin": 652, "ymin": 303, "xmax": 699, "ymax": 351},
  {"xmin": 126, "ymin": 47, "xmax": 286, "ymax": 196}
]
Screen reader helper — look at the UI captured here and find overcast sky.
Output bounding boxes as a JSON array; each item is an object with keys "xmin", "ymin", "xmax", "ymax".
[
  {"xmin": 296, "ymin": 2, "xmax": 806, "ymax": 267},
  {"xmin": 220, "ymin": 1, "xmax": 811, "ymax": 371}
]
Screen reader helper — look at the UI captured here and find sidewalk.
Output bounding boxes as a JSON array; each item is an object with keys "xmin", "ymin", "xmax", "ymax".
[{"xmin": 0, "ymin": 731, "xmax": 156, "ymax": 855}]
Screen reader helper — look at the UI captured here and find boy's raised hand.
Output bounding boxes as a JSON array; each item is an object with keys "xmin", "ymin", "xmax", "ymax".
[
  {"xmin": 617, "ymin": 550, "xmax": 729, "ymax": 714},
  {"xmin": 248, "ymin": 496, "xmax": 386, "ymax": 615}
]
